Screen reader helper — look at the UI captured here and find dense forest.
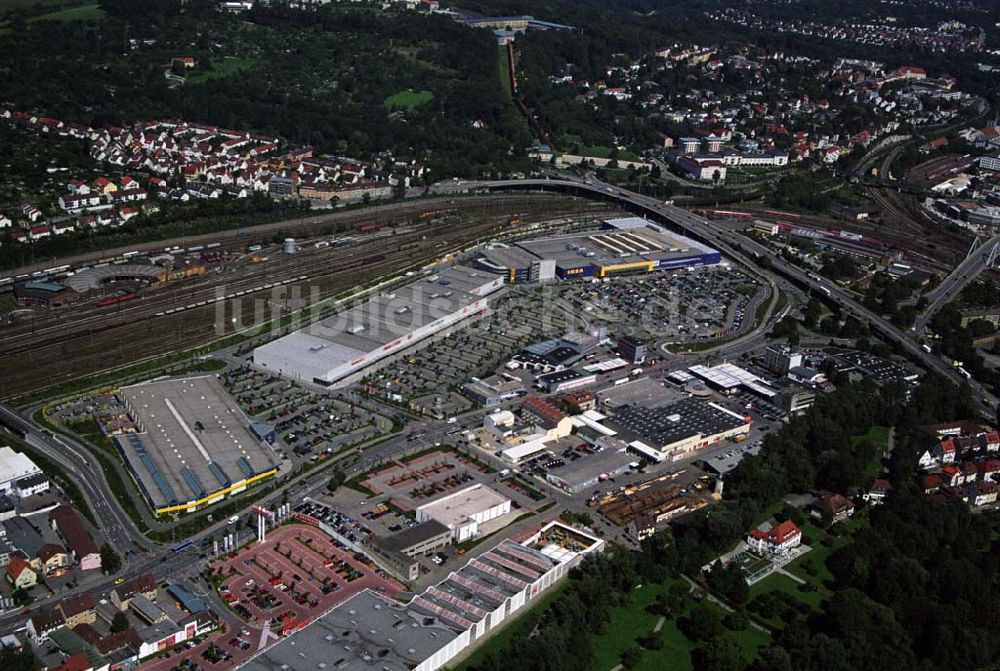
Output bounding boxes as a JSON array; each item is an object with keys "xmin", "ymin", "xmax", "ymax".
[{"xmin": 0, "ymin": 0, "xmax": 533, "ymax": 177}]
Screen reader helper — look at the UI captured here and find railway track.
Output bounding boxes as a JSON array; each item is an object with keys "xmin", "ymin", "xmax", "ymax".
[
  {"xmin": 1, "ymin": 193, "xmax": 572, "ymax": 279},
  {"xmin": 0, "ymin": 226, "xmax": 427, "ymax": 350},
  {"xmin": 717, "ymin": 197, "xmax": 965, "ymax": 271},
  {"xmin": 0, "ymin": 207, "xmax": 608, "ymax": 398}
]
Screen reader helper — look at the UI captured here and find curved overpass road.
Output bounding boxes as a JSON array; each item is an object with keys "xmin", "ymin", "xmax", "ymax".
[
  {"xmin": 456, "ymin": 176, "xmax": 976, "ymax": 397},
  {"xmin": 915, "ymin": 235, "xmax": 1000, "ymax": 334}
]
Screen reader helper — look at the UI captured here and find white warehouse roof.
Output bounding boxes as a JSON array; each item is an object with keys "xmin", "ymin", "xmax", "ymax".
[
  {"xmin": 254, "ymin": 266, "xmax": 502, "ymax": 385},
  {"xmin": 0, "ymin": 446, "xmax": 42, "ymax": 487}
]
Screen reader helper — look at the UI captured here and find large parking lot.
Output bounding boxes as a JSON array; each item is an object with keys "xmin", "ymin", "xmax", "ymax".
[
  {"xmin": 559, "ymin": 267, "xmax": 763, "ymax": 342},
  {"xmin": 329, "ymin": 449, "xmax": 546, "ymax": 536},
  {"xmin": 357, "ymin": 449, "xmax": 499, "ymax": 511},
  {"xmin": 212, "ymin": 525, "xmax": 400, "ymax": 630},
  {"xmin": 222, "ymin": 365, "xmax": 393, "ymax": 457},
  {"xmin": 140, "ymin": 621, "xmax": 266, "ymax": 671},
  {"xmin": 359, "ymin": 287, "xmax": 581, "ymax": 415}
]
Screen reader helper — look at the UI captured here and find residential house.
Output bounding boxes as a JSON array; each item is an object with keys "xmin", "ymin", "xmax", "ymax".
[
  {"xmin": 48, "ymin": 651, "xmax": 92, "ymax": 671},
  {"xmin": 22, "ymin": 203, "xmax": 43, "ymax": 222},
  {"xmin": 964, "ymin": 480, "xmax": 998, "ymax": 507},
  {"xmin": 917, "ymin": 449, "xmax": 936, "ymax": 469},
  {"xmin": 93, "ymin": 177, "xmax": 117, "ymax": 195},
  {"xmin": 941, "ymin": 463, "xmax": 962, "ymax": 487},
  {"xmin": 118, "ymin": 207, "xmax": 139, "ymax": 223},
  {"xmin": 111, "ymin": 573, "xmax": 157, "ymax": 611},
  {"xmin": 27, "ymin": 607, "xmax": 65, "ymax": 643},
  {"xmin": 922, "ymin": 473, "xmax": 944, "ymax": 494},
  {"xmin": 934, "ymin": 438, "xmax": 957, "ymax": 463},
  {"xmin": 520, "ymin": 397, "xmax": 573, "ymax": 439},
  {"xmin": 57, "ymin": 593, "xmax": 97, "ymax": 628},
  {"xmin": 746, "ymin": 520, "xmax": 802, "ymax": 555},
  {"xmin": 26, "ymin": 224, "xmax": 52, "ymax": 240},
  {"xmin": 815, "ymin": 493, "xmax": 854, "ymax": 524},
  {"xmin": 865, "ymin": 478, "xmax": 893, "ymax": 505},
  {"xmin": 35, "ymin": 543, "xmax": 70, "ymax": 577},
  {"xmin": 49, "ymin": 506, "xmax": 101, "ymax": 571},
  {"xmin": 5, "ymin": 554, "xmax": 37, "ymax": 589}
]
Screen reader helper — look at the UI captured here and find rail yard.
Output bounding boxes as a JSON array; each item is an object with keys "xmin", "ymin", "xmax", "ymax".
[{"xmin": 0, "ymin": 194, "xmax": 611, "ymax": 398}]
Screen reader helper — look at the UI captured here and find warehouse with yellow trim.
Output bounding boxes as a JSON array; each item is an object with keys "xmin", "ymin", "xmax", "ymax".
[
  {"xmin": 114, "ymin": 376, "xmax": 283, "ymax": 515},
  {"xmin": 477, "ymin": 217, "xmax": 721, "ymax": 282}
]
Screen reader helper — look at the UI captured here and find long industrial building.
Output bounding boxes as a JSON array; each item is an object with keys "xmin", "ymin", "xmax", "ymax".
[
  {"xmin": 607, "ymin": 397, "xmax": 751, "ymax": 462},
  {"xmin": 414, "ymin": 484, "xmax": 512, "ymax": 542},
  {"xmin": 253, "ymin": 265, "xmax": 503, "ymax": 386},
  {"xmin": 478, "ymin": 217, "xmax": 721, "ymax": 282},
  {"xmin": 236, "ymin": 522, "xmax": 603, "ymax": 671},
  {"xmin": 115, "ymin": 376, "xmax": 281, "ymax": 515}
]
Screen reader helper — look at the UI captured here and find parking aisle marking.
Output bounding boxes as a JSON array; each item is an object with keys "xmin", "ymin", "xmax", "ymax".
[{"xmin": 259, "ymin": 622, "xmax": 278, "ymax": 650}]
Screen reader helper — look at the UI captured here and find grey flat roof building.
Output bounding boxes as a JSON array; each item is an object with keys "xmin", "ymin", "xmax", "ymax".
[
  {"xmin": 117, "ymin": 376, "xmax": 280, "ymax": 514},
  {"xmin": 253, "ymin": 266, "xmax": 502, "ymax": 386},
  {"xmin": 238, "ymin": 590, "xmax": 462, "ymax": 671},
  {"xmin": 608, "ymin": 398, "xmax": 748, "ymax": 449},
  {"xmin": 3, "ymin": 516, "xmax": 46, "ymax": 558},
  {"xmin": 377, "ymin": 520, "xmax": 452, "ymax": 556},
  {"xmin": 545, "ymin": 447, "xmax": 635, "ymax": 494}
]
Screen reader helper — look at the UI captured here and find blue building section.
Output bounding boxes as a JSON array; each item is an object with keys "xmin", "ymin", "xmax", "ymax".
[
  {"xmin": 181, "ymin": 467, "xmax": 207, "ymax": 499},
  {"xmin": 510, "ymin": 267, "xmax": 532, "ymax": 283},
  {"xmin": 167, "ymin": 581, "xmax": 207, "ymax": 614},
  {"xmin": 208, "ymin": 461, "xmax": 231, "ymax": 488},
  {"xmin": 653, "ymin": 250, "xmax": 721, "ymax": 269},
  {"xmin": 249, "ymin": 422, "xmax": 277, "ymax": 445},
  {"xmin": 118, "ymin": 434, "xmax": 178, "ymax": 506},
  {"xmin": 556, "ymin": 264, "xmax": 596, "ymax": 280}
]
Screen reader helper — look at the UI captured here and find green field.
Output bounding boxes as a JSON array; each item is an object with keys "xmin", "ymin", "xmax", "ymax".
[
  {"xmin": 589, "ymin": 580, "xmax": 770, "ymax": 671},
  {"xmin": 187, "ymin": 58, "xmax": 254, "ymax": 84},
  {"xmin": 384, "ymin": 89, "xmax": 434, "ymax": 110},
  {"xmin": 0, "ymin": 0, "xmax": 78, "ymax": 13},
  {"xmin": 747, "ymin": 572, "xmax": 823, "ymax": 629},
  {"xmin": 497, "ymin": 44, "xmax": 513, "ymax": 96},
  {"xmin": 28, "ymin": 2, "xmax": 102, "ymax": 22},
  {"xmin": 556, "ymin": 133, "xmax": 641, "ymax": 161}
]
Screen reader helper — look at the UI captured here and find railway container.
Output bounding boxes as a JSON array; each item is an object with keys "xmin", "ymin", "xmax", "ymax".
[
  {"xmin": 247, "ymin": 244, "xmax": 263, "ymax": 252},
  {"xmin": 764, "ymin": 209, "xmax": 801, "ymax": 219},
  {"xmin": 359, "ymin": 222, "xmax": 388, "ymax": 233},
  {"xmin": 96, "ymin": 293, "xmax": 140, "ymax": 307},
  {"xmin": 188, "ymin": 245, "xmax": 205, "ymax": 253},
  {"xmin": 206, "ymin": 242, "xmax": 222, "ymax": 249}
]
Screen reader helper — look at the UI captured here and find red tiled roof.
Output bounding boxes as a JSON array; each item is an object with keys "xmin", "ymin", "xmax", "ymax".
[
  {"xmin": 870, "ymin": 478, "xmax": 893, "ymax": 494},
  {"xmin": 6, "ymin": 554, "xmax": 32, "ymax": 581},
  {"xmin": 922, "ymin": 473, "xmax": 943, "ymax": 490},
  {"xmin": 48, "ymin": 506, "xmax": 98, "ymax": 559},
  {"xmin": 750, "ymin": 519, "xmax": 800, "ymax": 545},
  {"xmin": 114, "ymin": 573, "xmax": 156, "ymax": 601},
  {"xmin": 521, "ymin": 396, "xmax": 566, "ymax": 429},
  {"xmin": 37, "ymin": 544, "xmax": 65, "ymax": 563},
  {"xmin": 51, "ymin": 651, "xmax": 91, "ymax": 671},
  {"xmin": 58, "ymin": 593, "xmax": 96, "ymax": 619}
]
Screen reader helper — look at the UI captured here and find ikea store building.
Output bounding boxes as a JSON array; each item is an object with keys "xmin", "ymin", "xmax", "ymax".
[{"xmin": 477, "ymin": 217, "xmax": 721, "ymax": 282}]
